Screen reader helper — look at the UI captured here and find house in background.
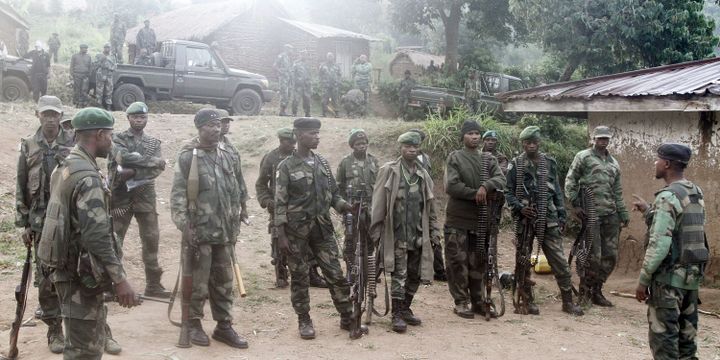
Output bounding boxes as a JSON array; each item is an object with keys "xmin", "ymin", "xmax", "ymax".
[
  {"xmin": 125, "ymin": 0, "xmax": 377, "ymax": 80},
  {"xmin": 499, "ymin": 57, "xmax": 720, "ymax": 284},
  {"xmin": 0, "ymin": 2, "xmax": 30, "ymax": 56},
  {"xmin": 388, "ymin": 48, "xmax": 445, "ymax": 78}
]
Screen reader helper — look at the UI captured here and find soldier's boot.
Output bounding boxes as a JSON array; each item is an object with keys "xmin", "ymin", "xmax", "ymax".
[
  {"xmin": 308, "ymin": 266, "xmax": 328, "ymax": 288},
  {"xmin": 524, "ymin": 285, "xmax": 540, "ymax": 315},
  {"xmin": 145, "ymin": 270, "xmax": 172, "ymax": 298},
  {"xmin": 212, "ymin": 321, "xmax": 249, "ymax": 349},
  {"xmin": 188, "ymin": 319, "xmax": 210, "ymax": 346},
  {"xmin": 47, "ymin": 319, "xmax": 65, "ymax": 354},
  {"xmin": 591, "ymin": 282, "xmax": 613, "ymax": 307},
  {"xmin": 561, "ymin": 290, "xmax": 585, "ymax": 316},
  {"xmin": 297, "ymin": 313, "xmax": 316, "ymax": 340},
  {"xmin": 104, "ymin": 326, "xmax": 122, "ymax": 355},
  {"xmin": 453, "ymin": 302, "xmax": 475, "ymax": 319},
  {"xmin": 401, "ymin": 294, "xmax": 422, "ymax": 326},
  {"xmin": 471, "ymin": 302, "xmax": 498, "ymax": 318},
  {"xmin": 391, "ymin": 299, "xmax": 407, "ymax": 333},
  {"xmin": 340, "ymin": 312, "xmax": 368, "ymax": 339}
]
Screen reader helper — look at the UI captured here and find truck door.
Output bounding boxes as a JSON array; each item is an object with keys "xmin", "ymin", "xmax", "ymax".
[{"xmin": 175, "ymin": 46, "xmax": 225, "ymax": 99}]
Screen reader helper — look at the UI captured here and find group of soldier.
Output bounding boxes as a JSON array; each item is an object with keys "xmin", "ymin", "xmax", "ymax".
[
  {"xmin": 273, "ymin": 45, "xmax": 373, "ymax": 118},
  {"xmin": 15, "ymin": 88, "xmax": 708, "ymax": 359}
]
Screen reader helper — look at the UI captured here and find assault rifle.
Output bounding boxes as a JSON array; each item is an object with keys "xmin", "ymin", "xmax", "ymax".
[
  {"xmin": 2, "ymin": 242, "xmax": 32, "ymax": 360},
  {"xmin": 513, "ymin": 189, "xmax": 536, "ymax": 315},
  {"xmin": 270, "ymin": 223, "xmax": 288, "ymax": 287},
  {"xmin": 346, "ymin": 186, "xmax": 371, "ymax": 339},
  {"xmin": 482, "ymin": 194, "xmax": 506, "ymax": 320},
  {"xmin": 569, "ymin": 187, "xmax": 596, "ymax": 301}
]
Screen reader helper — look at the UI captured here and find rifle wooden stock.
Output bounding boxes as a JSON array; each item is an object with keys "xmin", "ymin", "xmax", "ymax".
[
  {"xmin": 232, "ymin": 256, "xmax": 247, "ymax": 298},
  {"xmin": 4, "ymin": 244, "xmax": 32, "ymax": 360}
]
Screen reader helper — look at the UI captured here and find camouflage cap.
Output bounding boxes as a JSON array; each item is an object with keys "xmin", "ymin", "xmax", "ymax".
[
  {"xmin": 37, "ymin": 95, "xmax": 63, "ymax": 113},
  {"xmin": 398, "ymin": 131, "xmax": 421, "ymax": 145},
  {"xmin": 657, "ymin": 143, "xmax": 692, "ymax": 164},
  {"xmin": 483, "ymin": 130, "xmax": 498, "ymax": 139},
  {"xmin": 71, "ymin": 107, "xmax": 114, "ymax": 130},
  {"xmin": 125, "ymin": 101, "xmax": 149, "ymax": 115},
  {"xmin": 348, "ymin": 128, "xmax": 367, "ymax": 146},
  {"xmin": 194, "ymin": 108, "xmax": 220, "ymax": 128},
  {"xmin": 293, "ymin": 117, "xmax": 321, "ymax": 130},
  {"xmin": 592, "ymin": 126, "xmax": 612, "ymax": 139},
  {"xmin": 216, "ymin": 109, "xmax": 233, "ymax": 121},
  {"xmin": 519, "ymin": 126, "xmax": 541, "ymax": 141},
  {"xmin": 60, "ymin": 118, "xmax": 72, "ymax": 124},
  {"xmin": 277, "ymin": 127, "xmax": 294, "ymax": 140}
]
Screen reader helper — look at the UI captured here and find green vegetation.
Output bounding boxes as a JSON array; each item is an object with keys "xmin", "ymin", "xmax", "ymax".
[{"xmin": 0, "ymin": 218, "xmax": 25, "ymax": 269}]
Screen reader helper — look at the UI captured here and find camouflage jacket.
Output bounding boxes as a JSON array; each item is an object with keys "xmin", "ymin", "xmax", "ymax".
[
  {"xmin": 94, "ymin": 53, "xmax": 117, "ymax": 76},
  {"xmin": 319, "ymin": 61, "xmax": 341, "ymax": 88},
  {"xmin": 336, "ymin": 152, "xmax": 379, "ymax": 204},
  {"xmin": 16, "ymin": 127, "xmax": 75, "ymax": 232},
  {"xmin": 399, "ymin": 78, "xmax": 416, "ymax": 97},
  {"xmin": 464, "ymin": 78, "xmax": 481, "ymax": 100},
  {"xmin": 639, "ymin": 180, "xmax": 704, "ymax": 291},
  {"xmin": 352, "ymin": 62, "xmax": 372, "ymax": 88},
  {"xmin": 255, "ymin": 147, "xmax": 292, "ymax": 211},
  {"xmin": 274, "ymin": 52, "xmax": 293, "ymax": 80},
  {"xmin": 274, "ymin": 151, "xmax": 348, "ymax": 231},
  {"xmin": 171, "ymin": 139, "xmax": 243, "ymax": 244},
  {"xmin": 292, "ymin": 60, "xmax": 311, "ymax": 87},
  {"xmin": 483, "ymin": 148, "xmax": 509, "ymax": 175},
  {"xmin": 136, "ymin": 27, "xmax": 157, "ymax": 51},
  {"xmin": 505, "ymin": 153, "xmax": 567, "ymax": 227},
  {"xmin": 70, "ymin": 52, "xmax": 92, "ymax": 74},
  {"xmin": 220, "ymin": 135, "xmax": 248, "ymax": 204},
  {"xmin": 108, "ymin": 130, "xmax": 164, "ymax": 213},
  {"xmin": 565, "ymin": 147, "xmax": 628, "ymax": 220},
  {"xmin": 444, "ymin": 148, "xmax": 506, "ymax": 230},
  {"xmin": 110, "ymin": 21, "xmax": 127, "ymax": 44}
]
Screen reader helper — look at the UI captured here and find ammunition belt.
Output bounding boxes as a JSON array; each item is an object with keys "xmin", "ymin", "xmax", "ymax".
[
  {"xmin": 575, "ymin": 187, "xmax": 597, "ymax": 277},
  {"xmin": 475, "ymin": 153, "xmax": 490, "ymax": 254}
]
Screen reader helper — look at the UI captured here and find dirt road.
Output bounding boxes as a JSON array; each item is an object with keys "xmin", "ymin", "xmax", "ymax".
[{"xmin": 0, "ymin": 103, "xmax": 718, "ymax": 360}]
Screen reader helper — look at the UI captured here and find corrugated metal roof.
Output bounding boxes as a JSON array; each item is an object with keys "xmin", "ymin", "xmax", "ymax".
[
  {"xmin": 498, "ymin": 57, "xmax": 720, "ymax": 101},
  {"xmin": 0, "ymin": 2, "xmax": 29, "ymax": 29},
  {"xmin": 278, "ymin": 18, "xmax": 381, "ymax": 42},
  {"xmin": 390, "ymin": 49, "xmax": 445, "ymax": 68}
]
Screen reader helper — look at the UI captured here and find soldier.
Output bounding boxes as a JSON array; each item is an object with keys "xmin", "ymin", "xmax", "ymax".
[
  {"xmin": 170, "ymin": 109, "xmax": 248, "ymax": 349},
  {"xmin": 319, "ymin": 52, "xmax": 341, "ymax": 117},
  {"xmin": 632, "ymin": 143, "xmax": 707, "ymax": 360},
  {"xmin": 273, "ymin": 44, "xmax": 294, "ymax": 116},
  {"xmin": 291, "ymin": 52, "xmax": 312, "ymax": 117},
  {"xmin": 464, "ymin": 70, "xmax": 481, "ymax": 114},
  {"xmin": 60, "ymin": 118, "xmax": 74, "ymax": 133},
  {"xmin": 95, "ymin": 43, "xmax": 117, "ymax": 110},
  {"xmin": 70, "ymin": 44, "xmax": 92, "ymax": 108},
  {"xmin": 341, "ymin": 89, "xmax": 365, "ymax": 118},
  {"xmin": 217, "ymin": 109, "xmax": 249, "ymax": 225},
  {"xmin": 108, "ymin": 102, "xmax": 170, "ymax": 298},
  {"xmin": 110, "ymin": 14, "xmax": 127, "ymax": 64},
  {"xmin": 443, "ymin": 120, "xmax": 505, "ymax": 319},
  {"xmin": 336, "ymin": 129, "xmax": 379, "ymax": 266},
  {"xmin": 275, "ymin": 117, "xmax": 357, "ymax": 340},
  {"xmin": 134, "ymin": 48, "xmax": 153, "ymax": 66},
  {"xmin": 370, "ymin": 131, "xmax": 440, "ymax": 333},
  {"xmin": 23, "ymin": 41, "xmax": 51, "ymax": 102},
  {"xmin": 256, "ymin": 128, "xmax": 296, "ymax": 288},
  {"xmin": 505, "ymin": 126, "xmax": 584, "ymax": 316},
  {"xmin": 39, "ymin": 107, "xmax": 141, "ymax": 358},
  {"xmin": 47, "ymin": 33, "xmax": 61, "ymax": 63},
  {"xmin": 481, "ymin": 130, "xmax": 508, "ymax": 175},
  {"xmin": 15, "ymin": 96, "xmax": 74, "ymax": 354},
  {"xmin": 398, "ymin": 70, "xmax": 415, "ymax": 119},
  {"xmin": 565, "ymin": 126, "xmax": 629, "ymax": 306},
  {"xmin": 17, "ymin": 28, "xmax": 29, "ymax": 57},
  {"xmin": 352, "ymin": 54, "xmax": 372, "ymax": 110},
  {"xmin": 136, "ymin": 19, "xmax": 157, "ymax": 54}
]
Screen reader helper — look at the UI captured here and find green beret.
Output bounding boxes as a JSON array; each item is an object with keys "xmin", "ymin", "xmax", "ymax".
[
  {"xmin": 408, "ymin": 128, "xmax": 426, "ymax": 141},
  {"xmin": 397, "ymin": 131, "xmax": 421, "ymax": 145},
  {"xmin": 125, "ymin": 101, "xmax": 148, "ymax": 115},
  {"xmin": 293, "ymin": 117, "xmax": 321, "ymax": 130},
  {"xmin": 277, "ymin": 127, "xmax": 294, "ymax": 140},
  {"xmin": 482, "ymin": 130, "xmax": 498, "ymax": 139},
  {"xmin": 194, "ymin": 108, "xmax": 220, "ymax": 128},
  {"xmin": 348, "ymin": 128, "xmax": 367, "ymax": 146},
  {"xmin": 519, "ymin": 126, "xmax": 541, "ymax": 141},
  {"xmin": 71, "ymin": 107, "xmax": 114, "ymax": 130}
]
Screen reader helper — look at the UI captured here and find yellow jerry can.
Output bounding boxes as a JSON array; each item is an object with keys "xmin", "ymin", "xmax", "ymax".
[{"xmin": 531, "ymin": 255, "xmax": 552, "ymax": 274}]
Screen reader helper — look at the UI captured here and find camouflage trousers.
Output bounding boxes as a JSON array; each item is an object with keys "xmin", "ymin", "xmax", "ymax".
[
  {"xmin": 54, "ymin": 280, "xmax": 108, "ymax": 359},
  {"xmin": 113, "ymin": 210, "xmax": 163, "ymax": 277},
  {"xmin": 444, "ymin": 227, "xmax": 484, "ymax": 306},
  {"xmin": 586, "ymin": 213, "xmax": 620, "ymax": 284},
  {"xmin": 466, "ymin": 99, "xmax": 479, "ymax": 114},
  {"xmin": 111, "ymin": 45, "xmax": 123, "ymax": 64},
  {"xmin": 73, "ymin": 73, "xmax": 90, "ymax": 107},
  {"xmin": 647, "ymin": 281, "xmax": 699, "ymax": 360},
  {"xmin": 390, "ymin": 239, "xmax": 422, "ymax": 300},
  {"xmin": 278, "ymin": 76, "xmax": 291, "ymax": 108},
  {"xmin": 190, "ymin": 243, "xmax": 234, "ymax": 321},
  {"xmin": 95, "ymin": 73, "xmax": 114, "ymax": 107},
  {"xmin": 321, "ymin": 85, "xmax": 340, "ymax": 116},
  {"xmin": 32, "ymin": 232, "xmax": 61, "ymax": 324},
  {"xmin": 292, "ymin": 82, "xmax": 311, "ymax": 116},
  {"xmin": 398, "ymin": 94, "xmax": 410, "ymax": 118},
  {"xmin": 286, "ymin": 219, "xmax": 352, "ymax": 315},
  {"xmin": 528, "ymin": 226, "xmax": 573, "ymax": 292}
]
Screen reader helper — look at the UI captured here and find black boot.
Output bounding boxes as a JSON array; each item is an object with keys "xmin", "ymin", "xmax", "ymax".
[
  {"xmin": 454, "ymin": 302, "xmax": 475, "ymax": 319},
  {"xmin": 145, "ymin": 270, "xmax": 172, "ymax": 298},
  {"xmin": 47, "ymin": 319, "xmax": 64, "ymax": 354},
  {"xmin": 298, "ymin": 313, "xmax": 316, "ymax": 340},
  {"xmin": 391, "ymin": 299, "xmax": 407, "ymax": 333},
  {"xmin": 592, "ymin": 282, "xmax": 614, "ymax": 307},
  {"xmin": 340, "ymin": 312, "xmax": 367, "ymax": 339},
  {"xmin": 212, "ymin": 321, "xmax": 248, "ymax": 349},
  {"xmin": 309, "ymin": 266, "xmax": 328, "ymax": 288},
  {"xmin": 561, "ymin": 290, "xmax": 585, "ymax": 316},
  {"xmin": 401, "ymin": 294, "xmax": 422, "ymax": 325},
  {"xmin": 189, "ymin": 319, "xmax": 210, "ymax": 346}
]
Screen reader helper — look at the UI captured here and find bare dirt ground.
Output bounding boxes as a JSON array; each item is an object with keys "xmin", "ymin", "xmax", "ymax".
[{"xmin": 0, "ymin": 101, "xmax": 718, "ymax": 360}]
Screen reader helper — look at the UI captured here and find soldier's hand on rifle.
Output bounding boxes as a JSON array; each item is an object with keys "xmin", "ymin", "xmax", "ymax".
[
  {"xmin": 520, "ymin": 206, "xmax": 536, "ymax": 218},
  {"xmin": 21, "ymin": 227, "xmax": 34, "ymax": 247},
  {"xmin": 572, "ymin": 207, "xmax": 585, "ymax": 220},
  {"xmin": 277, "ymin": 227, "xmax": 291, "ymax": 255},
  {"xmin": 156, "ymin": 158, "xmax": 167, "ymax": 171},
  {"xmin": 475, "ymin": 186, "xmax": 488, "ymax": 205},
  {"xmin": 340, "ymin": 202, "xmax": 353, "ymax": 214},
  {"xmin": 635, "ymin": 283, "xmax": 649, "ymax": 302},
  {"xmin": 266, "ymin": 200, "xmax": 275, "ymax": 212},
  {"xmin": 114, "ymin": 280, "xmax": 141, "ymax": 308},
  {"xmin": 631, "ymin": 194, "xmax": 649, "ymax": 213},
  {"xmin": 119, "ymin": 168, "xmax": 136, "ymax": 181}
]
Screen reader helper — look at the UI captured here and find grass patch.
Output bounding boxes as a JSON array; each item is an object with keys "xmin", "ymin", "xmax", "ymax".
[{"xmin": 0, "ymin": 218, "xmax": 25, "ymax": 269}]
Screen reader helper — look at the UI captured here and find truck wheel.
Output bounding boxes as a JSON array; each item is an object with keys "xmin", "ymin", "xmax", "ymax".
[
  {"xmin": 1, "ymin": 76, "xmax": 30, "ymax": 102},
  {"xmin": 112, "ymin": 83, "xmax": 145, "ymax": 111},
  {"xmin": 231, "ymin": 89, "xmax": 262, "ymax": 116}
]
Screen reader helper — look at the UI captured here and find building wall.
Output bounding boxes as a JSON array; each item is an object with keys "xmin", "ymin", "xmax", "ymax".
[
  {"xmin": 589, "ymin": 111, "xmax": 720, "ymax": 284},
  {"xmin": 0, "ymin": 20, "xmax": 19, "ymax": 55}
]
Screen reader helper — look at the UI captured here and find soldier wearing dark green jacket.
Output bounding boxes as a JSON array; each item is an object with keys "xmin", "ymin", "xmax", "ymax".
[
  {"xmin": 506, "ymin": 126, "xmax": 583, "ymax": 316},
  {"xmin": 632, "ymin": 143, "xmax": 707, "ymax": 360},
  {"xmin": 444, "ymin": 120, "xmax": 505, "ymax": 319},
  {"xmin": 319, "ymin": 52, "xmax": 341, "ymax": 117},
  {"xmin": 565, "ymin": 126, "xmax": 629, "ymax": 307}
]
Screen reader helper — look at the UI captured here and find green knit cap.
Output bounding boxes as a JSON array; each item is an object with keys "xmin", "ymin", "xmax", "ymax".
[{"xmin": 519, "ymin": 126, "xmax": 541, "ymax": 141}]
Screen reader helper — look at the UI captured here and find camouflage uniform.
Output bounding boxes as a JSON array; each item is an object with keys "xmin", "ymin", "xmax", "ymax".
[
  {"xmin": 291, "ymin": 59, "xmax": 311, "ymax": 117},
  {"xmin": 398, "ymin": 76, "xmax": 416, "ymax": 118},
  {"xmin": 319, "ymin": 60, "xmax": 341, "ymax": 117},
  {"xmin": 274, "ymin": 151, "xmax": 351, "ymax": 315},
  {"xmin": 341, "ymin": 89, "xmax": 366, "ymax": 117},
  {"xmin": 70, "ymin": 49, "xmax": 92, "ymax": 107},
  {"xmin": 414, "ymin": 148, "xmax": 446, "ymax": 280},
  {"xmin": 443, "ymin": 149, "xmax": 505, "ymax": 309},
  {"xmin": 565, "ymin": 147, "xmax": 629, "ymax": 293},
  {"xmin": 273, "ymin": 51, "xmax": 294, "ymax": 113},
  {"xmin": 136, "ymin": 26, "xmax": 157, "ymax": 53},
  {"xmin": 640, "ymin": 179, "xmax": 705, "ymax": 360},
  {"xmin": 110, "ymin": 18, "xmax": 127, "ymax": 64},
  {"xmin": 464, "ymin": 76, "xmax": 481, "ymax": 114},
  {"xmin": 336, "ymin": 151, "xmax": 379, "ymax": 262},
  {"xmin": 352, "ymin": 61, "xmax": 372, "ymax": 106},
  {"xmin": 15, "ymin": 126, "xmax": 74, "ymax": 328},
  {"xmin": 484, "ymin": 148, "xmax": 508, "ymax": 175},
  {"xmin": 47, "ymin": 34, "xmax": 61, "ymax": 63},
  {"xmin": 94, "ymin": 52, "xmax": 117, "ymax": 109},
  {"xmin": 171, "ymin": 137, "xmax": 244, "ymax": 322}
]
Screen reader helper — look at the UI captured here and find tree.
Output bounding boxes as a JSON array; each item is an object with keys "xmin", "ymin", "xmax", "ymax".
[{"xmin": 511, "ymin": 0, "xmax": 718, "ymax": 81}]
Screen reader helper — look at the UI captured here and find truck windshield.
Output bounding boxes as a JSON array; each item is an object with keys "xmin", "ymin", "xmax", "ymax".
[{"xmin": 186, "ymin": 47, "xmax": 219, "ymax": 70}]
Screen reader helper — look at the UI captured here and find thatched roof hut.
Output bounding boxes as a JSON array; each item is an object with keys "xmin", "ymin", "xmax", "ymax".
[
  {"xmin": 388, "ymin": 49, "xmax": 445, "ymax": 78},
  {"xmin": 0, "ymin": 2, "xmax": 30, "ymax": 56}
]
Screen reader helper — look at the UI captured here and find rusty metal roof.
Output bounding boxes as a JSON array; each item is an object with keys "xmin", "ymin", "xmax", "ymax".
[{"xmin": 498, "ymin": 57, "xmax": 720, "ymax": 101}]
